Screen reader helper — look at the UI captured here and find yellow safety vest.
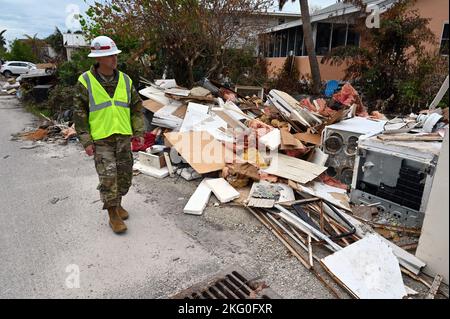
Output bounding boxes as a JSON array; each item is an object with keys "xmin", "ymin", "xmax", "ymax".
[{"xmin": 78, "ymin": 70, "xmax": 133, "ymax": 141}]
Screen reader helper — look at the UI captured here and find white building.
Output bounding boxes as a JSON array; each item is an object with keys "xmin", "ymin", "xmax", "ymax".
[{"xmin": 62, "ymin": 33, "xmax": 89, "ymax": 61}]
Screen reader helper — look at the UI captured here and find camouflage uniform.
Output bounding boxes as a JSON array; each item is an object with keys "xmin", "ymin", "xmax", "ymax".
[{"xmin": 73, "ymin": 65, "xmax": 144, "ymax": 209}]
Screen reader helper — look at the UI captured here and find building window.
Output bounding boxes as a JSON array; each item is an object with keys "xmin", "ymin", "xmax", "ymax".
[
  {"xmin": 262, "ymin": 23, "xmax": 359, "ymax": 58},
  {"xmin": 331, "ymin": 23, "xmax": 347, "ymax": 49},
  {"xmin": 295, "ymin": 26, "xmax": 304, "ymax": 56},
  {"xmin": 315, "ymin": 23, "xmax": 332, "ymax": 55},
  {"xmin": 287, "ymin": 28, "xmax": 296, "ymax": 56},
  {"xmin": 315, "ymin": 22, "xmax": 360, "ymax": 55},
  {"xmin": 346, "ymin": 25, "xmax": 360, "ymax": 47},
  {"xmin": 280, "ymin": 30, "xmax": 288, "ymax": 57},
  {"xmin": 274, "ymin": 32, "xmax": 281, "ymax": 57},
  {"xmin": 440, "ymin": 23, "xmax": 449, "ymax": 55}
]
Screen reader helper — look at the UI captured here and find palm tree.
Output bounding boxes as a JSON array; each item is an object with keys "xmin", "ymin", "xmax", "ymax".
[
  {"xmin": 279, "ymin": 0, "xmax": 322, "ymax": 94},
  {"xmin": 23, "ymin": 33, "xmax": 45, "ymax": 61},
  {"xmin": 0, "ymin": 30, "xmax": 7, "ymax": 51}
]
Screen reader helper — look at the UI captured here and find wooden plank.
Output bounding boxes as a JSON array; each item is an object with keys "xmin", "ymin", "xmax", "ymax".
[
  {"xmin": 164, "ymin": 131, "xmax": 227, "ymax": 174},
  {"xmin": 425, "ymin": 275, "xmax": 443, "ymax": 299},
  {"xmin": 377, "ymin": 134, "xmax": 443, "ymax": 142},
  {"xmin": 142, "ymin": 99, "xmax": 164, "ymax": 113},
  {"xmin": 164, "ymin": 152, "xmax": 175, "ymax": 177},
  {"xmin": 248, "ymin": 207, "xmax": 311, "ymax": 270}
]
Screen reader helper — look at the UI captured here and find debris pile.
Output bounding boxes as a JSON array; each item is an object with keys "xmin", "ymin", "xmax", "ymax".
[
  {"xmin": 13, "ymin": 115, "xmax": 77, "ymax": 145},
  {"xmin": 134, "ymin": 77, "xmax": 449, "ymax": 299},
  {"xmin": 1, "ymin": 78, "xmax": 20, "ymax": 95}
]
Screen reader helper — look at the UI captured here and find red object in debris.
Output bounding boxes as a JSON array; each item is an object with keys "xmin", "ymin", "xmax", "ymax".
[
  {"xmin": 332, "ymin": 83, "xmax": 359, "ymax": 106},
  {"xmin": 131, "ymin": 132, "xmax": 156, "ymax": 152},
  {"xmin": 285, "ymin": 149, "xmax": 308, "ymax": 158},
  {"xmin": 370, "ymin": 111, "xmax": 386, "ymax": 120},
  {"xmin": 315, "ymin": 98, "xmax": 336, "ymax": 117},
  {"xmin": 219, "ymin": 88, "xmax": 238, "ymax": 103},
  {"xmin": 319, "ymin": 173, "xmax": 348, "ymax": 190},
  {"xmin": 300, "ymin": 98, "xmax": 316, "ymax": 112}
]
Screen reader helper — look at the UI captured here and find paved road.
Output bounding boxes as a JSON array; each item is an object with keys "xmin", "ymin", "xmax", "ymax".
[
  {"xmin": 0, "ymin": 95, "xmax": 225, "ymax": 298},
  {"xmin": 0, "ymin": 94, "xmax": 333, "ymax": 299}
]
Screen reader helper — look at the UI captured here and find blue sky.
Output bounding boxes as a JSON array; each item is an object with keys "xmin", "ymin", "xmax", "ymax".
[{"xmin": 0, "ymin": 0, "xmax": 336, "ymax": 45}]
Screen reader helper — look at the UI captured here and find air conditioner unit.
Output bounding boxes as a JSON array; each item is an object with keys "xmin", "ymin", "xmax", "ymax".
[
  {"xmin": 321, "ymin": 117, "xmax": 386, "ymax": 185},
  {"xmin": 350, "ymin": 135, "xmax": 443, "ymax": 228}
]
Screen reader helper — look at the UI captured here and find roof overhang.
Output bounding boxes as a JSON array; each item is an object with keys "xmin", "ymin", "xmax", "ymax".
[{"xmin": 262, "ymin": 0, "xmax": 398, "ymax": 34}]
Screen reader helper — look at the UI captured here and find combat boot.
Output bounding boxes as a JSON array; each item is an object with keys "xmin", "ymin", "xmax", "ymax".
[
  {"xmin": 107, "ymin": 207, "xmax": 127, "ymax": 234},
  {"xmin": 117, "ymin": 205, "xmax": 129, "ymax": 220}
]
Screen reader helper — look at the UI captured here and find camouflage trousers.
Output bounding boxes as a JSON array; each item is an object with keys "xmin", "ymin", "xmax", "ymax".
[{"xmin": 93, "ymin": 134, "xmax": 133, "ymax": 209}]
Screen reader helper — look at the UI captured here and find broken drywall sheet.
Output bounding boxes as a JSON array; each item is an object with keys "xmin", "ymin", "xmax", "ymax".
[
  {"xmin": 155, "ymin": 79, "xmax": 177, "ymax": 89},
  {"xmin": 152, "ymin": 103, "xmax": 184, "ymax": 129},
  {"xmin": 133, "ymin": 162, "xmax": 169, "ymax": 178},
  {"xmin": 179, "ymin": 102, "xmax": 210, "ymax": 132},
  {"xmin": 309, "ymin": 148, "xmax": 329, "ymax": 166},
  {"xmin": 165, "ymin": 88, "xmax": 190, "ymax": 97},
  {"xmin": 139, "ymin": 86, "xmax": 172, "ymax": 105},
  {"xmin": 260, "ymin": 129, "xmax": 281, "ymax": 151},
  {"xmin": 321, "ymin": 235, "xmax": 407, "ymax": 299},
  {"xmin": 183, "ymin": 178, "xmax": 212, "ymax": 215},
  {"xmin": 205, "ymin": 178, "xmax": 240, "ymax": 203}
]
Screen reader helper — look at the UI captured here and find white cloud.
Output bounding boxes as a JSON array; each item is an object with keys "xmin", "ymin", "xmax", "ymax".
[
  {"xmin": 0, "ymin": 0, "xmax": 93, "ymax": 45},
  {"xmin": 0, "ymin": 0, "xmax": 338, "ymax": 47}
]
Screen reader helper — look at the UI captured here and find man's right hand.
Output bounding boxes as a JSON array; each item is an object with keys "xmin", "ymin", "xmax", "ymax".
[{"xmin": 85, "ymin": 144, "xmax": 95, "ymax": 156}]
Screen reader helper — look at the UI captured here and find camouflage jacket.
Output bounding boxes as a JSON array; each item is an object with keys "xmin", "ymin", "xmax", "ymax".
[{"xmin": 73, "ymin": 65, "xmax": 144, "ymax": 148}]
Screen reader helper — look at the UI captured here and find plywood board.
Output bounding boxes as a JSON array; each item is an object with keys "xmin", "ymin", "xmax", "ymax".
[
  {"xmin": 294, "ymin": 132, "xmax": 322, "ymax": 145},
  {"xmin": 164, "ymin": 131, "xmax": 227, "ymax": 174},
  {"xmin": 262, "ymin": 153, "xmax": 327, "ymax": 184},
  {"xmin": 172, "ymin": 104, "xmax": 188, "ymax": 119},
  {"xmin": 280, "ymin": 127, "xmax": 305, "ymax": 150},
  {"xmin": 142, "ymin": 99, "xmax": 164, "ymax": 113}
]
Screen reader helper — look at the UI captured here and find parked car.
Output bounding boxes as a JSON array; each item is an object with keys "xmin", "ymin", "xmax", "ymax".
[{"xmin": 0, "ymin": 61, "xmax": 37, "ymax": 77}]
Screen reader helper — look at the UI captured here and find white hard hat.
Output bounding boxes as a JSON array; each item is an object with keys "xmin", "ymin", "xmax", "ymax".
[{"xmin": 88, "ymin": 36, "xmax": 122, "ymax": 58}]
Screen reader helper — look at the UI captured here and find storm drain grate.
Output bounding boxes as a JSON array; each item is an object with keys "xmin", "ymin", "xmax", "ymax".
[{"xmin": 171, "ymin": 266, "xmax": 281, "ymax": 299}]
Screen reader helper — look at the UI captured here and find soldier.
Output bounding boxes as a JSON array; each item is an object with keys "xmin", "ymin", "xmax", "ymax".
[{"xmin": 73, "ymin": 36, "xmax": 144, "ymax": 234}]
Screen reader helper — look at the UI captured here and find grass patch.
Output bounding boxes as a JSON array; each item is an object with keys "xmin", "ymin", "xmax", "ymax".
[{"xmin": 23, "ymin": 101, "xmax": 53, "ymax": 120}]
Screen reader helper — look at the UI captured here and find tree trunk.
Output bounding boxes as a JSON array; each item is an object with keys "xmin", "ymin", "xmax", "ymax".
[
  {"xmin": 187, "ymin": 60, "xmax": 195, "ymax": 88},
  {"xmin": 299, "ymin": 0, "xmax": 322, "ymax": 95}
]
